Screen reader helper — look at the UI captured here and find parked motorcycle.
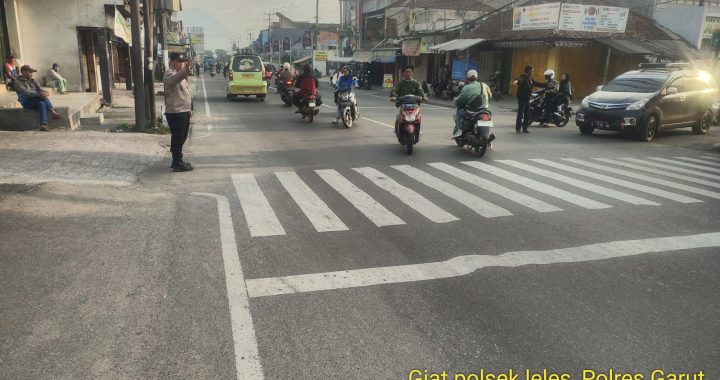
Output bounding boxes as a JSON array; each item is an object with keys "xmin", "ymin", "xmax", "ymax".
[
  {"xmin": 280, "ymin": 80, "xmax": 294, "ymax": 107},
  {"xmin": 529, "ymin": 90, "xmax": 571, "ymax": 128},
  {"xmin": 298, "ymin": 93, "xmax": 319, "ymax": 123},
  {"xmin": 488, "ymin": 71, "xmax": 503, "ymax": 101},
  {"xmin": 394, "ymin": 95, "xmax": 423, "ymax": 155},
  {"xmin": 453, "ymin": 109, "xmax": 495, "ymax": 158},
  {"xmin": 337, "ymin": 90, "xmax": 359, "ymax": 128}
]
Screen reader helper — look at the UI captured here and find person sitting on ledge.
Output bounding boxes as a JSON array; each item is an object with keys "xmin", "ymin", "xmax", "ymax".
[
  {"xmin": 15, "ymin": 65, "xmax": 61, "ymax": 131},
  {"xmin": 46, "ymin": 63, "xmax": 68, "ymax": 94}
]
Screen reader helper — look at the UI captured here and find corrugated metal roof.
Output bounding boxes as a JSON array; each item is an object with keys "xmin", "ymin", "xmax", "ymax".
[{"xmin": 430, "ymin": 38, "xmax": 485, "ymax": 51}]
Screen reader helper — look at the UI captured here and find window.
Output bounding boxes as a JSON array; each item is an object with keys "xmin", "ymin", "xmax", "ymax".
[
  {"xmin": 603, "ymin": 75, "xmax": 667, "ymax": 93},
  {"xmin": 685, "ymin": 77, "xmax": 715, "ymax": 92},
  {"xmin": 667, "ymin": 77, "xmax": 684, "ymax": 93},
  {"xmin": 232, "ymin": 56, "xmax": 262, "ymax": 72}
]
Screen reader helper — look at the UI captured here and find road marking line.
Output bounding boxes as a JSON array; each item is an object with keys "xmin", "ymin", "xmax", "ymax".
[
  {"xmin": 531, "ymin": 159, "xmax": 701, "ymax": 204},
  {"xmin": 391, "ymin": 165, "xmax": 512, "ymax": 218},
  {"xmin": 275, "ymin": 171, "xmax": 349, "ymax": 232},
  {"xmin": 231, "ymin": 174, "xmax": 286, "ymax": 237},
  {"xmin": 621, "ymin": 157, "xmax": 720, "ymax": 181},
  {"xmin": 201, "ymin": 75, "xmax": 213, "ymax": 130},
  {"xmin": 315, "ymin": 169, "xmax": 405, "ymax": 227},
  {"xmin": 701, "ymin": 155, "xmax": 720, "ymax": 162},
  {"xmin": 562, "ymin": 158, "xmax": 720, "ymax": 200},
  {"xmin": 497, "ymin": 160, "xmax": 660, "ymax": 206},
  {"xmin": 675, "ymin": 157, "xmax": 720, "ymax": 168},
  {"xmin": 354, "ymin": 167, "xmax": 459, "ymax": 223},
  {"xmin": 462, "ymin": 161, "xmax": 612, "ymax": 209},
  {"xmin": 600, "ymin": 158, "xmax": 720, "ymax": 188},
  {"xmin": 361, "ymin": 117, "xmax": 394, "ymax": 129},
  {"xmin": 246, "ymin": 232, "xmax": 720, "ymax": 298},
  {"xmin": 191, "ymin": 193, "xmax": 263, "ymax": 379},
  {"xmin": 648, "ymin": 157, "xmax": 720, "ymax": 173},
  {"xmin": 428, "ymin": 163, "xmax": 562, "ymax": 213}
]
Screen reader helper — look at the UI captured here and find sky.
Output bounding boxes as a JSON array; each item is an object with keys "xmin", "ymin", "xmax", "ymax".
[{"xmin": 179, "ymin": 0, "xmax": 342, "ymax": 52}]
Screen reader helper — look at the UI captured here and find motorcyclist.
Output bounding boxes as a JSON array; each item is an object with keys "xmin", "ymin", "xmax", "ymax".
[
  {"xmin": 332, "ymin": 65, "xmax": 358, "ymax": 125},
  {"xmin": 542, "ymin": 69, "xmax": 560, "ymax": 122},
  {"xmin": 389, "ymin": 65, "xmax": 427, "ymax": 103},
  {"xmin": 279, "ymin": 62, "xmax": 295, "ymax": 88},
  {"xmin": 452, "ymin": 69, "xmax": 490, "ymax": 139},
  {"xmin": 294, "ymin": 64, "xmax": 321, "ymax": 114}
]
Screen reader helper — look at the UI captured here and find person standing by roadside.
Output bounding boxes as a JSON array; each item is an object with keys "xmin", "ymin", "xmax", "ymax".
[
  {"xmin": 15, "ymin": 65, "xmax": 61, "ymax": 131},
  {"xmin": 513, "ymin": 65, "xmax": 546, "ymax": 133},
  {"xmin": 163, "ymin": 52, "xmax": 193, "ymax": 172},
  {"xmin": 4, "ymin": 54, "xmax": 17, "ymax": 91},
  {"xmin": 558, "ymin": 73, "xmax": 573, "ymax": 109}
]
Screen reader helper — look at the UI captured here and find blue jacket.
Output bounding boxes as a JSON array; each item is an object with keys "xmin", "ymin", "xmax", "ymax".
[{"xmin": 335, "ymin": 74, "xmax": 357, "ymax": 92}]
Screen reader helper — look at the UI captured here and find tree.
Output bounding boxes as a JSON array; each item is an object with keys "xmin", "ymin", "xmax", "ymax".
[
  {"xmin": 203, "ymin": 50, "xmax": 215, "ymax": 59},
  {"xmin": 215, "ymin": 49, "xmax": 230, "ymax": 63}
]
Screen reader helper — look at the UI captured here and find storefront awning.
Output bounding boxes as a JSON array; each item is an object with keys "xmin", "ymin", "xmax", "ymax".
[
  {"xmin": 596, "ymin": 39, "xmax": 707, "ymax": 59},
  {"xmin": 596, "ymin": 39, "xmax": 656, "ymax": 55},
  {"xmin": 327, "ymin": 57, "xmax": 356, "ymax": 63},
  {"xmin": 430, "ymin": 38, "xmax": 485, "ymax": 51},
  {"xmin": 292, "ymin": 56, "xmax": 312, "ymax": 64}
]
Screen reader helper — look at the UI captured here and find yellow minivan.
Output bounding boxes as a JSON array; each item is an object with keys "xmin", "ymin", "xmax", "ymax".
[{"xmin": 227, "ymin": 54, "xmax": 268, "ymax": 101}]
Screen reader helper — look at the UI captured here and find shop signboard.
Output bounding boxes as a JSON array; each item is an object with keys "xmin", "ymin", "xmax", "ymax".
[
  {"xmin": 383, "ymin": 74, "xmax": 394, "ymax": 89},
  {"xmin": 451, "ymin": 60, "xmax": 478, "ymax": 81},
  {"xmin": 313, "ymin": 51, "xmax": 329, "ymax": 62},
  {"xmin": 559, "ymin": 4, "xmax": 628, "ymax": 33},
  {"xmin": 704, "ymin": 16, "xmax": 720, "ymax": 39},
  {"xmin": 402, "ymin": 39, "xmax": 421, "ymax": 57},
  {"xmin": 512, "ymin": 3, "xmax": 561, "ymax": 31}
]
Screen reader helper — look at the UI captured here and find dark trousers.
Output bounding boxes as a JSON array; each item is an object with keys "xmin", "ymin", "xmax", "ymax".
[
  {"xmin": 21, "ymin": 97, "xmax": 54, "ymax": 125},
  {"xmin": 516, "ymin": 99, "xmax": 531, "ymax": 132},
  {"xmin": 166, "ymin": 112, "xmax": 191, "ymax": 163}
]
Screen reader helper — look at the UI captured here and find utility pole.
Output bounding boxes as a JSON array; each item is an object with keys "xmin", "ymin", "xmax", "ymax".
[
  {"xmin": 265, "ymin": 12, "xmax": 273, "ymax": 63},
  {"xmin": 157, "ymin": 3, "xmax": 168, "ymax": 80},
  {"xmin": 130, "ymin": 0, "xmax": 145, "ymax": 130},
  {"xmin": 143, "ymin": 0, "xmax": 156, "ymax": 128},
  {"xmin": 315, "ymin": 0, "xmax": 319, "ymax": 50}
]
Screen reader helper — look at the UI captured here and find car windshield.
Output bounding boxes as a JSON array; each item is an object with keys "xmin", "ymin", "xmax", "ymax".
[
  {"xmin": 602, "ymin": 74, "xmax": 667, "ymax": 93},
  {"xmin": 232, "ymin": 56, "xmax": 262, "ymax": 72}
]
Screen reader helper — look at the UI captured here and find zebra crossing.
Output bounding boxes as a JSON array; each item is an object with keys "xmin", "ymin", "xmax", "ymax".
[{"xmin": 230, "ymin": 156, "xmax": 720, "ymax": 237}]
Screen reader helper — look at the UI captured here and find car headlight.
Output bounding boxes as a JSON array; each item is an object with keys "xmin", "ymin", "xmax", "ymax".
[
  {"xmin": 626, "ymin": 98, "xmax": 649, "ymax": 110},
  {"xmin": 405, "ymin": 114, "xmax": 416, "ymax": 122},
  {"xmin": 581, "ymin": 97, "xmax": 589, "ymax": 108}
]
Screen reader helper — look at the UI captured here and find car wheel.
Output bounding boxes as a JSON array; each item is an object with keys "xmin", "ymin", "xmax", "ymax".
[
  {"xmin": 579, "ymin": 126, "xmax": 594, "ymax": 135},
  {"xmin": 692, "ymin": 109, "xmax": 712, "ymax": 135},
  {"xmin": 637, "ymin": 115, "xmax": 658, "ymax": 142}
]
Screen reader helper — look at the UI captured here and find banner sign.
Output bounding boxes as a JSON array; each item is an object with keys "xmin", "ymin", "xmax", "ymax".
[
  {"xmin": 451, "ymin": 60, "xmax": 478, "ymax": 81},
  {"xmin": 402, "ymin": 39, "xmax": 421, "ymax": 57},
  {"xmin": 313, "ymin": 50, "xmax": 329, "ymax": 61},
  {"xmin": 512, "ymin": 3, "xmax": 561, "ymax": 31},
  {"xmin": 283, "ymin": 37, "xmax": 291, "ymax": 51},
  {"xmin": 704, "ymin": 16, "xmax": 720, "ymax": 39},
  {"xmin": 272, "ymin": 40, "xmax": 279, "ymax": 52},
  {"xmin": 114, "ymin": 11, "xmax": 132, "ymax": 45},
  {"xmin": 559, "ymin": 4, "xmax": 628, "ymax": 33},
  {"xmin": 383, "ymin": 74, "xmax": 394, "ymax": 89},
  {"xmin": 303, "ymin": 31, "xmax": 312, "ymax": 49}
]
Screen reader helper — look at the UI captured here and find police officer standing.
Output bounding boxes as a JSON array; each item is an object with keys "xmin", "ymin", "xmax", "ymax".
[{"xmin": 164, "ymin": 52, "xmax": 193, "ymax": 172}]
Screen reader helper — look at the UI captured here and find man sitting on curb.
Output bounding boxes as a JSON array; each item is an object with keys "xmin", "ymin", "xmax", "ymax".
[{"xmin": 15, "ymin": 65, "xmax": 61, "ymax": 131}]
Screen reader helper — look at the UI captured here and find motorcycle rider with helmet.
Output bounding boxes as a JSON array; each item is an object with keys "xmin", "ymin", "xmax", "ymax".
[
  {"xmin": 293, "ymin": 64, "xmax": 322, "ymax": 114},
  {"xmin": 279, "ymin": 62, "xmax": 295, "ymax": 92},
  {"xmin": 542, "ymin": 69, "xmax": 560, "ymax": 124},
  {"xmin": 452, "ymin": 70, "xmax": 491, "ymax": 139},
  {"xmin": 332, "ymin": 65, "xmax": 358, "ymax": 125}
]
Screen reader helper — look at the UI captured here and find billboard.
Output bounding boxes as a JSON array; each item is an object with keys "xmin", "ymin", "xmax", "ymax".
[
  {"xmin": 272, "ymin": 40, "xmax": 279, "ymax": 52},
  {"xmin": 512, "ymin": 3, "xmax": 561, "ymax": 31},
  {"xmin": 303, "ymin": 31, "xmax": 312, "ymax": 49},
  {"xmin": 559, "ymin": 4, "xmax": 628, "ymax": 33},
  {"xmin": 283, "ymin": 37, "xmax": 291, "ymax": 51},
  {"xmin": 402, "ymin": 39, "xmax": 421, "ymax": 57},
  {"xmin": 313, "ymin": 51, "xmax": 329, "ymax": 61}
]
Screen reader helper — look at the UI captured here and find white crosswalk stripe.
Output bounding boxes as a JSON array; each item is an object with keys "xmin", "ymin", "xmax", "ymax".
[
  {"xmin": 391, "ymin": 165, "xmax": 512, "ymax": 218},
  {"xmin": 315, "ymin": 169, "xmax": 405, "ymax": 227},
  {"xmin": 647, "ymin": 157, "xmax": 720, "ymax": 173},
  {"xmin": 621, "ymin": 157, "xmax": 720, "ymax": 181},
  {"xmin": 497, "ymin": 160, "xmax": 660, "ymax": 206},
  {"xmin": 675, "ymin": 157, "xmax": 720, "ymax": 168},
  {"xmin": 232, "ymin": 174, "xmax": 286, "ymax": 237},
  {"xmin": 563, "ymin": 158, "xmax": 720, "ymax": 200},
  {"xmin": 354, "ymin": 167, "xmax": 459, "ymax": 223},
  {"xmin": 275, "ymin": 171, "xmax": 349, "ymax": 232},
  {"xmin": 428, "ymin": 163, "xmax": 563, "ymax": 213},
  {"xmin": 603, "ymin": 158, "xmax": 720, "ymax": 187},
  {"xmin": 701, "ymin": 155, "xmax": 720, "ymax": 162},
  {"xmin": 529, "ymin": 159, "xmax": 701, "ymax": 204},
  {"xmin": 461, "ymin": 161, "xmax": 612, "ymax": 209}
]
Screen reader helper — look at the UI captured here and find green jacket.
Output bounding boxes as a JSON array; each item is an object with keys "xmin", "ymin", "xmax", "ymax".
[
  {"xmin": 390, "ymin": 78, "xmax": 425, "ymax": 99},
  {"xmin": 453, "ymin": 81, "xmax": 489, "ymax": 112}
]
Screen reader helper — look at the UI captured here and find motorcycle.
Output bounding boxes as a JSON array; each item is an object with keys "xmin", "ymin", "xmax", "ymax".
[
  {"xmin": 488, "ymin": 71, "xmax": 503, "ymax": 101},
  {"xmin": 298, "ymin": 93, "xmax": 319, "ymax": 123},
  {"xmin": 337, "ymin": 90, "xmax": 359, "ymax": 128},
  {"xmin": 453, "ymin": 109, "xmax": 495, "ymax": 158},
  {"xmin": 529, "ymin": 90, "xmax": 571, "ymax": 128},
  {"xmin": 394, "ymin": 95, "xmax": 423, "ymax": 155},
  {"xmin": 280, "ymin": 80, "xmax": 294, "ymax": 107},
  {"xmin": 210, "ymin": 69, "xmax": 216, "ymax": 78}
]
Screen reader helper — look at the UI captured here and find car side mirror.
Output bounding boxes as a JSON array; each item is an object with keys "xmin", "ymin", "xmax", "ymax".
[
  {"xmin": 596, "ymin": 85, "xmax": 603, "ymax": 91},
  {"xmin": 666, "ymin": 87, "xmax": 678, "ymax": 95}
]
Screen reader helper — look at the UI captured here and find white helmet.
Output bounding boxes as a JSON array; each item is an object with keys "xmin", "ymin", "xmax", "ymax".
[
  {"xmin": 466, "ymin": 70, "xmax": 478, "ymax": 79},
  {"xmin": 544, "ymin": 69, "xmax": 555, "ymax": 80},
  {"xmin": 282, "ymin": 62, "xmax": 290, "ymax": 70}
]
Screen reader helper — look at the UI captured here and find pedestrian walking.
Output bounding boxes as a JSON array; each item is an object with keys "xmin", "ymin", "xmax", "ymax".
[
  {"xmin": 163, "ymin": 52, "xmax": 193, "ymax": 172},
  {"xmin": 15, "ymin": 65, "xmax": 61, "ymax": 131},
  {"xmin": 513, "ymin": 65, "xmax": 546, "ymax": 133}
]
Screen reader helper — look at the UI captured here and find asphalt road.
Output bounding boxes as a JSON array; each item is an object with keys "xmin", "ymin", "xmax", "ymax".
[{"xmin": 1, "ymin": 75, "xmax": 719, "ymax": 379}]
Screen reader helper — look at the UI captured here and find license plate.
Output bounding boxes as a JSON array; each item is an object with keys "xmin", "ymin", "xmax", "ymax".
[
  {"xmin": 308, "ymin": 102, "xmax": 316, "ymax": 107},
  {"xmin": 477, "ymin": 120, "xmax": 494, "ymax": 127},
  {"xmin": 242, "ymin": 74, "xmax": 254, "ymax": 79},
  {"xmin": 593, "ymin": 121, "xmax": 609, "ymax": 129}
]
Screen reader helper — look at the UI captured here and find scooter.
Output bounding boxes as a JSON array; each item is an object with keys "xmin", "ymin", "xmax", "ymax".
[
  {"xmin": 298, "ymin": 92, "xmax": 319, "ymax": 123},
  {"xmin": 280, "ymin": 80, "xmax": 294, "ymax": 107},
  {"xmin": 337, "ymin": 90, "xmax": 359, "ymax": 128},
  {"xmin": 453, "ymin": 109, "xmax": 495, "ymax": 158},
  {"xmin": 529, "ymin": 90, "xmax": 571, "ymax": 128},
  {"xmin": 394, "ymin": 95, "xmax": 423, "ymax": 155},
  {"xmin": 210, "ymin": 69, "xmax": 216, "ymax": 78},
  {"xmin": 488, "ymin": 71, "xmax": 503, "ymax": 101}
]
